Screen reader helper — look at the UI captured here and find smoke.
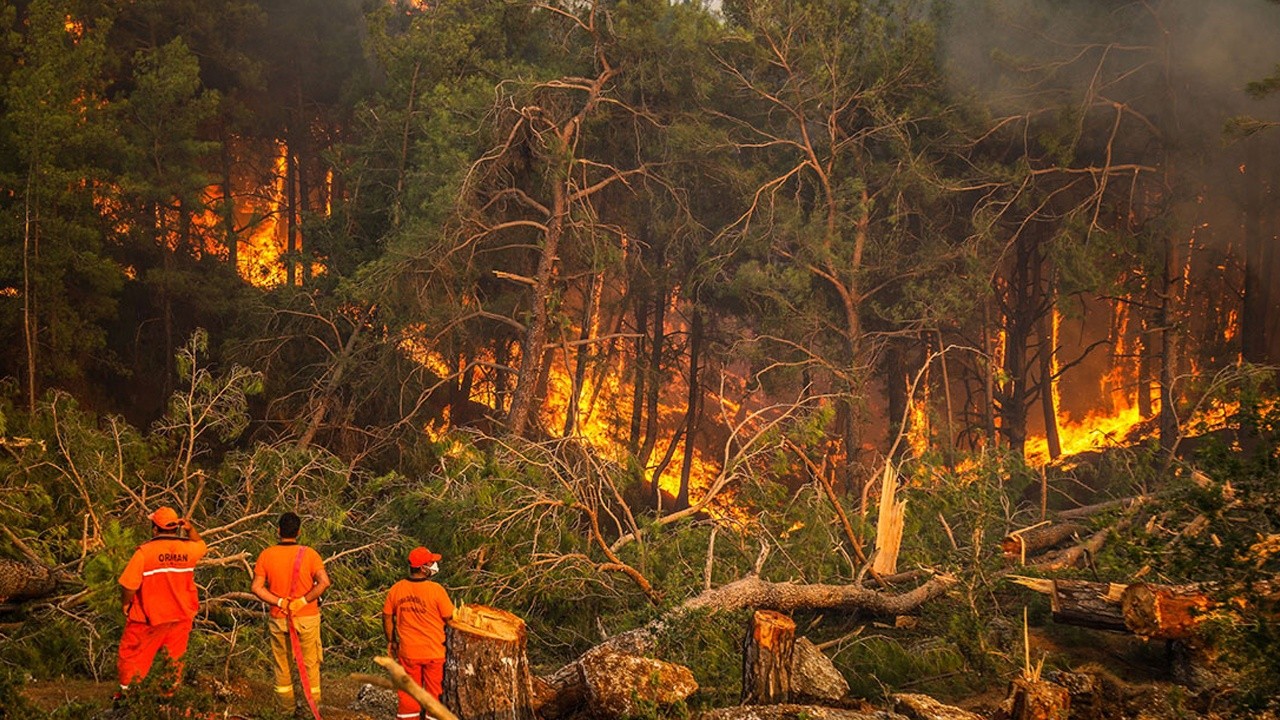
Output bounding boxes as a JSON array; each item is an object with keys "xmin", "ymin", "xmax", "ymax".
[{"xmin": 941, "ymin": 0, "xmax": 1280, "ymax": 146}]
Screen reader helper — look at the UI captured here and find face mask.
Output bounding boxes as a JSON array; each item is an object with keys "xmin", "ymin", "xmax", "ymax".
[{"xmin": 428, "ymin": 562, "xmax": 439, "ymax": 574}]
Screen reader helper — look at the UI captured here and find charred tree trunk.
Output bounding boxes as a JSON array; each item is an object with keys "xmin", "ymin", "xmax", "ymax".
[
  {"xmin": 1157, "ymin": 234, "xmax": 1178, "ymax": 450},
  {"xmin": 220, "ymin": 132, "xmax": 237, "ymax": 270},
  {"xmin": 742, "ymin": 610, "xmax": 795, "ymax": 705},
  {"xmin": 443, "ymin": 604, "xmax": 535, "ymax": 720},
  {"xmin": 628, "ymin": 290, "xmax": 648, "ymax": 454},
  {"xmin": 1137, "ymin": 318, "xmax": 1153, "ymax": 419},
  {"xmin": 1038, "ymin": 310, "xmax": 1061, "ymax": 461},
  {"xmin": 639, "ymin": 284, "xmax": 668, "ymax": 471},
  {"xmin": 284, "ymin": 131, "xmax": 297, "ymax": 288},
  {"xmin": 565, "ymin": 272, "xmax": 601, "ymax": 437},
  {"xmin": 676, "ymin": 307, "xmax": 702, "ymax": 511}
]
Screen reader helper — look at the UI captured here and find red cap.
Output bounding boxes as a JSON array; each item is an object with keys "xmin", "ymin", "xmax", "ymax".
[
  {"xmin": 408, "ymin": 546, "xmax": 442, "ymax": 568},
  {"xmin": 150, "ymin": 506, "xmax": 182, "ymax": 530}
]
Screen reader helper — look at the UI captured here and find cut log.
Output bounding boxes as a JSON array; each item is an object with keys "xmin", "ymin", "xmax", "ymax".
[
  {"xmin": 1006, "ymin": 678, "xmax": 1070, "ymax": 720},
  {"xmin": 443, "ymin": 604, "xmax": 535, "ymax": 720},
  {"xmin": 1008, "ymin": 577, "xmax": 1128, "ymax": 632},
  {"xmin": 892, "ymin": 693, "xmax": 983, "ymax": 720},
  {"xmin": 791, "ymin": 637, "xmax": 848, "ymax": 703},
  {"xmin": 743, "ymin": 610, "xmax": 796, "ymax": 705},
  {"xmin": 578, "ymin": 649, "xmax": 698, "ymax": 719},
  {"xmin": 1002, "ymin": 524, "xmax": 1086, "ymax": 561},
  {"xmin": 0, "ymin": 559, "xmax": 59, "ymax": 603},
  {"xmin": 697, "ymin": 705, "xmax": 907, "ymax": 720},
  {"xmin": 1120, "ymin": 583, "xmax": 1213, "ymax": 640}
]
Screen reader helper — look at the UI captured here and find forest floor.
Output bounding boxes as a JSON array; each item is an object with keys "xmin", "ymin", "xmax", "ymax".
[
  {"xmin": 17, "ymin": 624, "xmax": 1194, "ymax": 719},
  {"xmin": 22, "ymin": 673, "xmax": 393, "ymax": 719}
]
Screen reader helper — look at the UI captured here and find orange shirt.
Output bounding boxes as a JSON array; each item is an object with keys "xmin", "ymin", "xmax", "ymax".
[
  {"xmin": 119, "ymin": 536, "xmax": 207, "ymax": 625},
  {"xmin": 383, "ymin": 578, "xmax": 455, "ymax": 661},
  {"xmin": 254, "ymin": 543, "xmax": 324, "ymax": 618}
]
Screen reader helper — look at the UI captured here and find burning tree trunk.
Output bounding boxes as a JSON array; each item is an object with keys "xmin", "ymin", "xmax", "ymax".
[
  {"xmin": 742, "ymin": 610, "xmax": 795, "ymax": 705},
  {"xmin": 443, "ymin": 605, "xmax": 536, "ymax": 720}
]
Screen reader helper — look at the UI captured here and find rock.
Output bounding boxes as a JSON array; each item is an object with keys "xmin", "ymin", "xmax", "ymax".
[
  {"xmin": 349, "ymin": 682, "xmax": 397, "ymax": 717},
  {"xmin": 1046, "ymin": 671, "xmax": 1100, "ymax": 720},
  {"xmin": 579, "ymin": 649, "xmax": 698, "ymax": 720},
  {"xmin": 792, "ymin": 637, "xmax": 850, "ymax": 703}
]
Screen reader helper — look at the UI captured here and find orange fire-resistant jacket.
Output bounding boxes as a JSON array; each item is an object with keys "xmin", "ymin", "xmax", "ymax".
[
  {"xmin": 383, "ymin": 578, "xmax": 455, "ymax": 661},
  {"xmin": 118, "ymin": 536, "xmax": 208, "ymax": 625}
]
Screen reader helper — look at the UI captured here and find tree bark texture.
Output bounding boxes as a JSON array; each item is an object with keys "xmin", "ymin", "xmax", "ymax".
[
  {"xmin": 0, "ymin": 559, "xmax": 59, "ymax": 603},
  {"xmin": 683, "ymin": 574, "xmax": 956, "ymax": 615},
  {"xmin": 742, "ymin": 610, "xmax": 795, "ymax": 705},
  {"xmin": 1002, "ymin": 523, "xmax": 1086, "ymax": 561},
  {"xmin": 443, "ymin": 604, "xmax": 535, "ymax": 720},
  {"xmin": 891, "ymin": 693, "xmax": 983, "ymax": 720}
]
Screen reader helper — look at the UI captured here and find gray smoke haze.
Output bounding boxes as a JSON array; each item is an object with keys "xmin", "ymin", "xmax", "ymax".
[{"xmin": 941, "ymin": 0, "xmax": 1280, "ymax": 146}]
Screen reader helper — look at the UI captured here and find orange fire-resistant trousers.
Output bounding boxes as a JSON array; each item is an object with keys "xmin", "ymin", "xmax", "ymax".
[
  {"xmin": 268, "ymin": 614, "xmax": 322, "ymax": 711},
  {"xmin": 395, "ymin": 657, "xmax": 444, "ymax": 719},
  {"xmin": 117, "ymin": 618, "xmax": 193, "ymax": 689}
]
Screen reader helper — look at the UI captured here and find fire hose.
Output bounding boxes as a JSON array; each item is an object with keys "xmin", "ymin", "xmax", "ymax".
[{"xmin": 288, "ymin": 547, "xmax": 323, "ymax": 720}]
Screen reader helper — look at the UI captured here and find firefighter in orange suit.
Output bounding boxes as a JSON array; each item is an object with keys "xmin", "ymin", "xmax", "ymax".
[
  {"xmin": 116, "ymin": 506, "xmax": 207, "ymax": 695},
  {"xmin": 383, "ymin": 546, "xmax": 455, "ymax": 719},
  {"xmin": 251, "ymin": 511, "xmax": 331, "ymax": 713}
]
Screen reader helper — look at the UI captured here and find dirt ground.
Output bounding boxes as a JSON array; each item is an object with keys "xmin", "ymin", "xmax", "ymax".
[{"xmin": 23, "ymin": 674, "xmax": 395, "ymax": 719}]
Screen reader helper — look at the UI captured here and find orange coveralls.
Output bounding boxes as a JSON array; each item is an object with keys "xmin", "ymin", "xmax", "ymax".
[
  {"xmin": 383, "ymin": 578, "xmax": 455, "ymax": 719},
  {"xmin": 117, "ymin": 535, "xmax": 207, "ymax": 688}
]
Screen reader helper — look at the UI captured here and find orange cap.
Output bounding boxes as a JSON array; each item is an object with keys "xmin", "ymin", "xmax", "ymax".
[
  {"xmin": 150, "ymin": 506, "xmax": 182, "ymax": 529},
  {"xmin": 408, "ymin": 546, "xmax": 442, "ymax": 568}
]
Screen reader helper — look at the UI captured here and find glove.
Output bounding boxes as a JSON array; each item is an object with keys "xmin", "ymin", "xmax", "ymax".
[{"xmin": 287, "ymin": 597, "xmax": 309, "ymax": 614}]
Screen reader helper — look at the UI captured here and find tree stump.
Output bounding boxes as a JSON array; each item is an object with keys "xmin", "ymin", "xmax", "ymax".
[
  {"xmin": 742, "ymin": 609, "xmax": 796, "ymax": 705},
  {"xmin": 443, "ymin": 604, "xmax": 535, "ymax": 720},
  {"xmin": 1007, "ymin": 678, "xmax": 1069, "ymax": 720}
]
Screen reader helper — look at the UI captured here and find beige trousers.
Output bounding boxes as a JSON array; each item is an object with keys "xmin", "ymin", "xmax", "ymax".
[{"xmin": 268, "ymin": 614, "xmax": 322, "ymax": 710}]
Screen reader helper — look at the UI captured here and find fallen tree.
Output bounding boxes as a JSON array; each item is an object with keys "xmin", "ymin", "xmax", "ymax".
[
  {"xmin": 0, "ymin": 558, "xmax": 63, "ymax": 604},
  {"xmin": 536, "ymin": 573, "xmax": 955, "ymax": 718}
]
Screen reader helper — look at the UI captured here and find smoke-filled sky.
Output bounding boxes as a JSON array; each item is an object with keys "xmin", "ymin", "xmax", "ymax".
[{"xmin": 941, "ymin": 0, "xmax": 1280, "ymax": 144}]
